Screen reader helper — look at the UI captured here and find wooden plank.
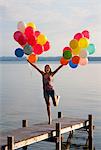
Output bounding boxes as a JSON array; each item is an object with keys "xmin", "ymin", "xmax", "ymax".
[{"xmin": 0, "ymin": 117, "xmax": 89, "ymax": 150}]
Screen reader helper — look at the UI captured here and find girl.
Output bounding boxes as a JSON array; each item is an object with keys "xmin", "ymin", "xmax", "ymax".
[{"xmin": 27, "ymin": 60, "xmax": 63, "ymax": 124}]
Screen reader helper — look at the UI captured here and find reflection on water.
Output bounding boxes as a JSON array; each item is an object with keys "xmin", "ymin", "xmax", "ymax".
[{"xmin": 0, "ymin": 61, "xmax": 101, "ymax": 149}]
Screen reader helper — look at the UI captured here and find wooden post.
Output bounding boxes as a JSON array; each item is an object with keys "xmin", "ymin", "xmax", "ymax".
[
  {"xmin": 22, "ymin": 120, "xmax": 28, "ymax": 127},
  {"xmin": 58, "ymin": 112, "xmax": 62, "ymax": 118},
  {"xmin": 88, "ymin": 114, "xmax": 93, "ymax": 150},
  {"xmin": 22, "ymin": 120, "xmax": 28, "ymax": 150},
  {"xmin": 56, "ymin": 123, "xmax": 61, "ymax": 150},
  {"xmin": 7, "ymin": 136, "xmax": 14, "ymax": 150}
]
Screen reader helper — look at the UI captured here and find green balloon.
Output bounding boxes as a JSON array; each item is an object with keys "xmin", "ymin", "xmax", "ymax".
[
  {"xmin": 87, "ymin": 44, "xmax": 96, "ymax": 55},
  {"xmin": 24, "ymin": 44, "xmax": 32, "ymax": 55},
  {"xmin": 63, "ymin": 50, "xmax": 72, "ymax": 60}
]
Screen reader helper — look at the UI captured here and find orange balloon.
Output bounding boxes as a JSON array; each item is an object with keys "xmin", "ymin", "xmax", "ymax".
[
  {"xmin": 28, "ymin": 54, "xmax": 38, "ymax": 63},
  {"xmin": 60, "ymin": 57, "xmax": 69, "ymax": 65}
]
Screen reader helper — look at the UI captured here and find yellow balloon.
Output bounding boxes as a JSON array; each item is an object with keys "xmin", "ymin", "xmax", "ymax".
[
  {"xmin": 37, "ymin": 34, "xmax": 47, "ymax": 45},
  {"xmin": 27, "ymin": 22, "xmax": 36, "ymax": 29},
  {"xmin": 78, "ymin": 38, "xmax": 89, "ymax": 48},
  {"xmin": 72, "ymin": 47, "xmax": 81, "ymax": 55},
  {"xmin": 69, "ymin": 39, "xmax": 78, "ymax": 49}
]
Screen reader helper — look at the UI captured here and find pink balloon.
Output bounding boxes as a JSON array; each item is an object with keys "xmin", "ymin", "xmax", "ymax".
[
  {"xmin": 82, "ymin": 30, "xmax": 89, "ymax": 39},
  {"xmin": 13, "ymin": 31, "xmax": 23, "ymax": 42},
  {"xmin": 33, "ymin": 44, "xmax": 43, "ymax": 55},
  {"xmin": 79, "ymin": 58, "xmax": 88, "ymax": 65},
  {"xmin": 74, "ymin": 33, "xmax": 83, "ymax": 40},
  {"xmin": 43, "ymin": 41, "xmax": 50, "ymax": 51}
]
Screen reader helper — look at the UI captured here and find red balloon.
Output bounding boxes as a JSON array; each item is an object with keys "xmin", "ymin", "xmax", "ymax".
[
  {"xmin": 63, "ymin": 47, "xmax": 72, "ymax": 52},
  {"xmin": 82, "ymin": 30, "xmax": 89, "ymax": 39},
  {"xmin": 24, "ymin": 26, "xmax": 34, "ymax": 38},
  {"xmin": 13, "ymin": 31, "xmax": 23, "ymax": 42},
  {"xmin": 43, "ymin": 41, "xmax": 50, "ymax": 51},
  {"xmin": 72, "ymin": 56, "xmax": 80, "ymax": 64},
  {"xmin": 18, "ymin": 35, "xmax": 27, "ymax": 45},
  {"xmin": 33, "ymin": 44, "xmax": 43, "ymax": 55},
  {"xmin": 35, "ymin": 31, "xmax": 40, "ymax": 37},
  {"xmin": 28, "ymin": 35, "xmax": 36, "ymax": 46},
  {"xmin": 74, "ymin": 33, "xmax": 83, "ymax": 40}
]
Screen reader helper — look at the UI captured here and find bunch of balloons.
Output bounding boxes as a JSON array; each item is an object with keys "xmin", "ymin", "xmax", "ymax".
[
  {"xmin": 60, "ymin": 30, "xmax": 96, "ymax": 68},
  {"xmin": 13, "ymin": 21, "xmax": 50, "ymax": 63}
]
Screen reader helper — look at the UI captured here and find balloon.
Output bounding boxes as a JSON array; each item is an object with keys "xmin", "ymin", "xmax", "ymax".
[
  {"xmin": 15, "ymin": 48, "xmax": 24, "ymax": 57},
  {"xmin": 33, "ymin": 44, "xmax": 43, "ymax": 55},
  {"xmin": 78, "ymin": 37, "xmax": 89, "ymax": 48},
  {"xmin": 43, "ymin": 41, "xmax": 50, "ymax": 51},
  {"xmin": 72, "ymin": 47, "xmax": 81, "ymax": 55},
  {"xmin": 72, "ymin": 56, "xmax": 80, "ymax": 64},
  {"xmin": 60, "ymin": 57, "xmax": 69, "ymax": 65},
  {"xmin": 24, "ymin": 26, "xmax": 34, "ymax": 38},
  {"xmin": 87, "ymin": 44, "xmax": 96, "ymax": 55},
  {"xmin": 63, "ymin": 50, "xmax": 72, "ymax": 60},
  {"xmin": 27, "ymin": 35, "xmax": 36, "ymax": 46},
  {"xmin": 27, "ymin": 22, "xmax": 36, "ymax": 29},
  {"xmin": 69, "ymin": 39, "xmax": 78, "ymax": 49},
  {"xmin": 74, "ymin": 33, "xmax": 83, "ymax": 41},
  {"xmin": 23, "ymin": 44, "xmax": 33, "ymax": 55},
  {"xmin": 79, "ymin": 49, "xmax": 88, "ymax": 58},
  {"xmin": 35, "ymin": 31, "xmax": 40, "ymax": 37},
  {"xmin": 18, "ymin": 35, "xmax": 27, "ymax": 45},
  {"xmin": 13, "ymin": 31, "xmax": 23, "ymax": 42},
  {"xmin": 37, "ymin": 34, "xmax": 47, "ymax": 46},
  {"xmin": 79, "ymin": 58, "xmax": 88, "ymax": 65},
  {"xmin": 63, "ymin": 47, "xmax": 72, "ymax": 52},
  {"xmin": 69, "ymin": 60, "xmax": 78, "ymax": 68},
  {"xmin": 82, "ymin": 30, "xmax": 89, "ymax": 39},
  {"xmin": 17, "ymin": 21, "xmax": 26, "ymax": 33},
  {"xmin": 28, "ymin": 53, "xmax": 38, "ymax": 63}
]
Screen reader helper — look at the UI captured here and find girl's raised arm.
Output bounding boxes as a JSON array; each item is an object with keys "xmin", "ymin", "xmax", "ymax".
[
  {"xmin": 27, "ymin": 60, "xmax": 44, "ymax": 75},
  {"xmin": 52, "ymin": 64, "xmax": 63, "ymax": 76}
]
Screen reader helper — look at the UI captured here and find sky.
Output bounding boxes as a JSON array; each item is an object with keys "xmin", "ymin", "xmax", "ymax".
[{"xmin": 0, "ymin": 0, "xmax": 101, "ymax": 56}]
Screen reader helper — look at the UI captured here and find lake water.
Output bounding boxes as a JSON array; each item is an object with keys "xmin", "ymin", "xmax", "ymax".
[{"xmin": 0, "ymin": 61, "xmax": 101, "ymax": 149}]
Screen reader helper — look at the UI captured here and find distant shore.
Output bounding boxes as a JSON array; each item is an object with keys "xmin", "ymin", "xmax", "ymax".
[{"xmin": 0, "ymin": 56, "xmax": 101, "ymax": 61}]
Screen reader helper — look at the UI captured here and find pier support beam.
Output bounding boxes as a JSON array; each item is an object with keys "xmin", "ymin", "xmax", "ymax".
[
  {"xmin": 56, "ymin": 123, "xmax": 61, "ymax": 150},
  {"xmin": 22, "ymin": 120, "xmax": 28, "ymax": 150},
  {"xmin": 88, "ymin": 114, "xmax": 93, "ymax": 150},
  {"xmin": 7, "ymin": 136, "xmax": 14, "ymax": 150}
]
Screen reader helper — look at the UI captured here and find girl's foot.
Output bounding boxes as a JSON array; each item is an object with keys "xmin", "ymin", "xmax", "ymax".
[{"xmin": 55, "ymin": 95, "xmax": 60, "ymax": 106}]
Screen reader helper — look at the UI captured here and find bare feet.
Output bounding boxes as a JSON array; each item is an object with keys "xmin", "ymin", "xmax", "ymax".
[{"xmin": 55, "ymin": 95, "xmax": 60, "ymax": 106}]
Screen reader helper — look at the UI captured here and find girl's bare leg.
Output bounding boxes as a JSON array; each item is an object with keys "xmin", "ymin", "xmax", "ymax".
[
  {"xmin": 46, "ymin": 104, "xmax": 52, "ymax": 124},
  {"xmin": 45, "ymin": 97, "xmax": 52, "ymax": 124}
]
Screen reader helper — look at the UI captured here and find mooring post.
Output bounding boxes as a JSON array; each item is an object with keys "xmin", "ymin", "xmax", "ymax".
[
  {"xmin": 56, "ymin": 122, "xmax": 61, "ymax": 150},
  {"xmin": 7, "ymin": 136, "xmax": 14, "ymax": 150},
  {"xmin": 22, "ymin": 120, "xmax": 28, "ymax": 150},
  {"xmin": 88, "ymin": 114, "xmax": 93, "ymax": 150},
  {"xmin": 58, "ymin": 112, "xmax": 62, "ymax": 118},
  {"xmin": 22, "ymin": 120, "xmax": 28, "ymax": 128}
]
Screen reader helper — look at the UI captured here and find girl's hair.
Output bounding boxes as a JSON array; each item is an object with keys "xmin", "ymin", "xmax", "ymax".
[{"xmin": 44, "ymin": 65, "xmax": 52, "ymax": 73}]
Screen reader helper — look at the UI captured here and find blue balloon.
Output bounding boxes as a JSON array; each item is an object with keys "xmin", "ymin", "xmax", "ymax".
[
  {"xmin": 69, "ymin": 60, "xmax": 78, "ymax": 68},
  {"xmin": 15, "ymin": 48, "xmax": 24, "ymax": 57}
]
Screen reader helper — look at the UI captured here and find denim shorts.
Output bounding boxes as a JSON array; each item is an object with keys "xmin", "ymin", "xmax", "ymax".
[{"xmin": 43, "ymin": 89, "xmax": 56, "ymax": 106}]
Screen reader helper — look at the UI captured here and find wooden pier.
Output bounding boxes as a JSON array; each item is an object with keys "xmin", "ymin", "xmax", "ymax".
[{"xmin": 0, "ymin": 113, "xmax": 94, "ymax": 150}]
